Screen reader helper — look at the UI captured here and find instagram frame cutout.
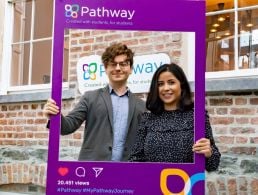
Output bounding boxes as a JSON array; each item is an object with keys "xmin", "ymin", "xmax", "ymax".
[{"xmin": 46, "ymin": 0, "xmax": 206, "ymax": 194}]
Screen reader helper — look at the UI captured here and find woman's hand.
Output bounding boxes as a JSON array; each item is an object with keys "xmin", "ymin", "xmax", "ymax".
[
  {"xmin": 43, "ymin": 98, "xmax": 59, "ymax": 119},
  {"xmin": 192, "ymin": 138, "xmax": 212, "ymax": 158}
]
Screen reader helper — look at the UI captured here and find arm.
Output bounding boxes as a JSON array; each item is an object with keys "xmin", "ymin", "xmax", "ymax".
[
  {"xmin": 43, "ymin": 93, "xmax": 89, "ymax": 135},
  {"xmin": 204, "ymin": 112, "xmax": 221, "ymax": 172},
  {"xmin": 128, "ymin": 113, "xmax": 148, "ymax": 162},
  {"xmin": 60, "ymin": 92, "xmax": 89, "ymax": 135}
]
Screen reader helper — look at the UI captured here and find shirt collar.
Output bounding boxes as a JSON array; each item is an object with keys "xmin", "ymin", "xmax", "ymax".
[{"xmin": 109, "ymin": 85, "xmax": 130, "ymax": 97}]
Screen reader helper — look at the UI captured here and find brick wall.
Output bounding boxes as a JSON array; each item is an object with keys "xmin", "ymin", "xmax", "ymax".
[
  {"xmin": 0, "ymin": 29, "xmax": 258, "ymax": 194},
  {"xmin": 205, "ymin": 91, "xmax": 258, "ymax": 195}
]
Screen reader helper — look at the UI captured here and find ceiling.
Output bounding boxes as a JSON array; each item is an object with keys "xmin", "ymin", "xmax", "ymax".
[{"xmin": 206, "ymin": 0, "xmax": 258, "ymax": 12}]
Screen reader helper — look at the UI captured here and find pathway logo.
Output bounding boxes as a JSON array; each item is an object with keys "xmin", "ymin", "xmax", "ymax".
[
  {"xmin": 160, "ymin": 168, "xmax": 204, "ymax": 195},
  {"xmin": 83, "ymin": 62, "xmax": 98, "ymax": 80},
  {"xmin": 65, "ymin": 4, "xmax": 80, "ymax": 18}
]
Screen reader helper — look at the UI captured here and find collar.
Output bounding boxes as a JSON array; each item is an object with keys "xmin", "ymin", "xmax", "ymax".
[{"xmin": 109, "ymin": 85, "xmax": 130, "ymax": 97}]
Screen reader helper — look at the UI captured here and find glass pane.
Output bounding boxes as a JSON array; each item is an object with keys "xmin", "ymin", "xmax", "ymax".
[
  {"xmin": 31, "ymin": 40, "xmax": 52, "ymax": 84},
  {"xmin": 239, "ymin": 0, "xmax": 258, "ymax": 7},
  {"xmin": 10, "ymin": 43, "xmax": 30, "ymax": 86},
  {"xmin": 206, "ymin": 1, "xmax": 234, "ymax": 13},
  {"xmin": 13, "ymin": 1, "xmax": 32, "ymax": 43},
  {"xmin": 206, "ymin": 12, "xmax": 235, "ymax": 71},
  {"xmin": 238, "ymin": 8, "xmax": 258, "ymax": 69},
  {"xmin": 34, "ymin": 0, "xmax": 53, "ymax": 39},
  {"xmin": 63, "ymin": 36, "xmax": 69, "ymax": 82}
]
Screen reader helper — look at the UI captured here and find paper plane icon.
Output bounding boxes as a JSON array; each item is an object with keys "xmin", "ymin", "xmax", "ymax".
[{"xmin": 92, "ymin": 167, "xmax": 103, "ymax": 178}]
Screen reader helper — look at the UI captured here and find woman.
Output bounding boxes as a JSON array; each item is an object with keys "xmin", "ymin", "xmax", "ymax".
[{"xmin": 129, "ymin": 63, "xmax": 220, "ymax": 171}]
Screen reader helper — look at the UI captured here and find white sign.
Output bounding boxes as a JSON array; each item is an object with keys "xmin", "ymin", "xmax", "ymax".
[{"xmin": 76, "ymin": 53, "xmax": 171, "ymax": 93}]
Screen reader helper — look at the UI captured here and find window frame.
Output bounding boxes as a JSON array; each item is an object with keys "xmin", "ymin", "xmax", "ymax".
[
  {"xmin": 1, "ymin": 0, "xmax": 69, "ymax": 96},
  {"xmin": 205, "ymin": 1, "xmax": 258, "ymax": 79}
]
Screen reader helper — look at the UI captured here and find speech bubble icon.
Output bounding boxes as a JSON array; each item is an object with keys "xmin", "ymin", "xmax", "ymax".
[{"xmin": 75, "ymin": 167, "xmax": 86, "ymax": 177}]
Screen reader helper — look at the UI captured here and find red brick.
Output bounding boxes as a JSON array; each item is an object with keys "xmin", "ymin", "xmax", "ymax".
[
  {"xmin": 1, "ymin": 105, "xmax": 7, "ymax": 111},
  {"xmin": 4, "ymin": 126, "xmax": 15, "ymax": 131},
  {"xmin": 230, "ymin": 127, "xmax": 255, "ymax": 134},
  {"xmin": 70, "ymin": 46, "xmax": 82, "ymax": 52},
  {"xmin": 92, "ymin": 43, "xmax": 107, "ymax": 50},
  {"xmin": 231, "ymin": 147, "xmax": 256, "ymax": 155},
  {"xmin": 2, "ymin": 140, "xmax": 16, "ymax": 145},
  {"xmin": 8, "ymin": 119, "xmax": 15, "ymax": 125},
  {"xmin": 210, "ymin": 117, "xmax": 234, "ymax": 125},
  {"xmin": 83, "ymin": 31, "xmax": 91, "ymax": 36},
  {"xmin": 31, "ymin": 104, "xmax": 38, "ymax": 109},
  {"xmin": 216, "ymin": 108, "xmax": 228, "ymax": 115},
  {"xmin": 23, "ymin": 105, "xmax": 29, "ymax": 109},
  {"xmin": 230, "ymin": 108, "xmax": 256, "ymax": 115},
  {"xmin": 206, "ymin": 108, "xmax": 215, "ymax": 114},
  {"xmin": 251, "ymin": 178, "xmax": 258, "ymax": 194},
  {"xmin": 34, "ymin": 133, "xmax": 48, "ymax": 139},
  {"xmin": 15, "ymin": 119, "xmax": 26, "ymax": 125},
  {"xmin": 235, "ymin": 137, "xmax": 248, "ymax": 144},
  {"xmin": 133, "ymin": 31, "xmax": 152, "ymax": 36},
  {"xmin": 73, "ymin": 132, "xmax": 82, "ymax": 139},
  {"xmin": 38, "ymin": 140, "xmax": 48, "ymax": 146},
  {"xmin": 24, "ymin": 112, "xmax": 36, "ymax": 117},
  {"xmin": 210, "ymin": 98, "xmax": 233, "ymax": 106},
  {"xmin": 79, "ymin": 38, "xmax": 94, "ymax": 44},
  {"xmin": 91, "ymin": 30, "xmax": 107, "ymax": 35},
  {"xmin": 217, "ymin": 177, "xmax": 226, "ymax": 190},
  {"xmin": 71, "ymin": 32, "xmax": 82, "ymax": 38},
  {"xmin": 250, "ymin": 137, "xmax": 258, "ymax": 143},
  {"xmin": 9, "ymin": 105, "xmax": 21, "ymax": 111},
  {"xmin": 122, "ymin": 39, "xmax": 139, "ymax": 46},
  {"xmin": 0, "ymin": 119, "xmax": 7, "ymax": 125},
  {"xmin": 139, "ymin": 38, "xmax": 149, "ymax": 44},
  {"xmin": 27, "ymin": 132, "xmax": 34, "ymax": 138},
  {"xmin": 83, "ymin": 45, "xmax": 91, "ymax": 51},
  {"xmin": 206, "ymin": 181, "xmax": 218, "ymax": 195},
  {"xmin": 250, "ymin": 118, "xmax": 258, "ymax": 124},
  {"xmin": 228, "ymin": 178, "xmax": 237, "ymax": 195},
  {"xmin": 217, "ymin": 136, "xmax": 234, "ymax": 144},
  {"xmin": 0, "ymin": 133, "xmax": 6, "ymax": 138},
  {"xmin": 172, "ymin": 50, "xmax": 181, "ymax": 57},
  {"xmin": 34, "ymin": 119, "xmax": 47, "ymax": 124},
  {"xmin": 71, "ymin": 40, "xmax": 77, "ymax": 45},
  {"xmin": 235, "ymin": 98, "xmax": 247, "ymax": 105},
  {"xmin": 17, "ymin": 133, "xmax": 26, "ymax": 138},
  {"xmin": 26, "ymin": 119, "xmax": 34, "ymax": 124},
  {"xmin": 235, "ymin": 117, "xmax": 249, "ymax": 124},
  {"xmin": 250, "ymin": 98, "xmax": 258, "ymax": 105},
  {"xmin": 104, "ymin": 34, "xmax": 122, "ymax": 42},
  {"xmin": 96, "ymin": 36, "xmax": 104, "ymax": 42},
  {"xmin": 238, "ymin": 177, "xmax": 247, "ymax": 191}
]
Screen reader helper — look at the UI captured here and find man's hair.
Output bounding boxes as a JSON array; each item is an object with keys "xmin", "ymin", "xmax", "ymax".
[
  {"xmin": 101, "ymin": 43, "xmax": 134, "ymax": 68},
  {"xmin": 146, "ymin": 63, "xmax": 193, "ymax": 114}
]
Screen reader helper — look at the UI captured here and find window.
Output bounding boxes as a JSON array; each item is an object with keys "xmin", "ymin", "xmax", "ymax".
[
  {"xmin": 5, "ymin": 0, "xmax": 68, "ymax": 92},
  {"xmin": 206, "ymin": 0, "xmax": 258, "ymax": 78}
]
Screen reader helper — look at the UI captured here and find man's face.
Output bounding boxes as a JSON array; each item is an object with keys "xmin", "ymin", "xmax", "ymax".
[{"xmin": 105, "ymin": 54, "xmax": 132, "ymax": 85}]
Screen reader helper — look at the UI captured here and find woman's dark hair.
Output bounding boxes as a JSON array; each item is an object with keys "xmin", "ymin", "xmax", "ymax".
[{"xmin": 146, "ymin": 63, "xmax": 193, "ymax": 114}]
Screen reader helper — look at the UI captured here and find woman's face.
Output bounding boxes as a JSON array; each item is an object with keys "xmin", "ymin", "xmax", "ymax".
[{"xmin": 158, "ymin": 71, "xmax": 181, "ymax": 110}]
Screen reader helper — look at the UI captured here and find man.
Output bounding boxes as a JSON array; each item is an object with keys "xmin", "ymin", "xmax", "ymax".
[{"xmin": 43, "ymin": 43, "xmax": 145, "ymax": 161}]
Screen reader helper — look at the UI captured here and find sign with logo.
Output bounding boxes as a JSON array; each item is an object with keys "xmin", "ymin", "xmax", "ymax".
[
  {"xmin": 77, "ymin": 53, "xmax": 171, "ymax": 93},
  {"xmin": 47, "ymin": 0, "xmax": 206, "ymax": 194}
]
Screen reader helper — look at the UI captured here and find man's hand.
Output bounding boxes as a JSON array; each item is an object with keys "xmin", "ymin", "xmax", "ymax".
[{"xmin": 43, "ymin": 98, "xmax": 59, "ymax": 119}]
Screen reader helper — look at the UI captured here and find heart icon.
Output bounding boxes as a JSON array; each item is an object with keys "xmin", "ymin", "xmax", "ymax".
[{"xmin": 58, "ymin": 167, "xmax": 69, "ymax": 176}]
